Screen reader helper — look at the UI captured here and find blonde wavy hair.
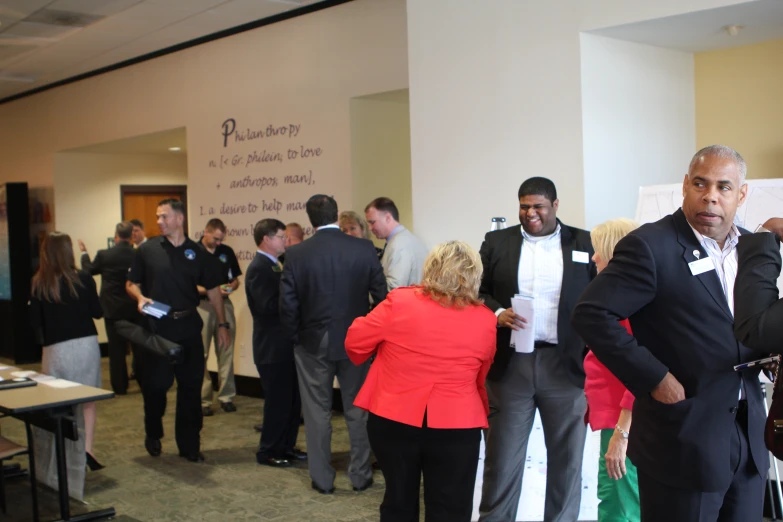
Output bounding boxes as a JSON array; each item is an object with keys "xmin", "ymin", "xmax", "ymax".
[
  {"xmin": 338, "ymin": 210, "xmax": 371, "ymax": 240},
  {"xmin": 419, "ymin": 240, "xmax": 483, "ymax": 309},
  {"xmin": 591, "ymin": 218, "xmax": 639, "ymax": 263}
]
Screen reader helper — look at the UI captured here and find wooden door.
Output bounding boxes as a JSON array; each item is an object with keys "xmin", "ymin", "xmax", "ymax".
[{"xmin": 121, "ymin": 185, "xmax": 188, "ymax": 238}]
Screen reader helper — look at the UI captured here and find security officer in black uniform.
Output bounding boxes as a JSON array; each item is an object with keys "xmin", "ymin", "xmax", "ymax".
[{"xmin": 126, "ymin": 198, "xmax": 230, "ymax": 463}]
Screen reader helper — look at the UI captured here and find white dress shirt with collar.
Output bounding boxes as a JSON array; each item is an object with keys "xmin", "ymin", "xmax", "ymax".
[{"xmin": 518, "ymin": 225, "xmax": 563, "ymax": 344}]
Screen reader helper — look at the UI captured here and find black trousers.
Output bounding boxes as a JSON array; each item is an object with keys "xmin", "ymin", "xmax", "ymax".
[
  {"xmin": 638, "ymin": 401, "xmax": 764, "ymax": 522},
  {"xmin": 137, "ymin": 315, "xmax": 205, "ymax": 455},
  {"xmin": 256, "ymin": 360, "xmax": 301, "ymax": 459},
  {"xmin": 104, "ymin": 318, "xmax": 130, "ymax": 394},
  {"xmin": 367, "ymin": 412, "xmax": 481, "ymax": 522}
]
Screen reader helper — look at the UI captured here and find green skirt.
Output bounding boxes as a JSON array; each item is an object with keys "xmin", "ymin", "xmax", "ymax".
[{"xmin": 597, "ymin": 428, "xmax": 641, "ymax": 522}]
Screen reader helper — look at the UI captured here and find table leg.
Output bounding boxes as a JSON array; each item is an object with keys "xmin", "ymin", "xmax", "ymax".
[{"xmin": 53, "ymin": 414, "xmax": 70, "ymax": 520}]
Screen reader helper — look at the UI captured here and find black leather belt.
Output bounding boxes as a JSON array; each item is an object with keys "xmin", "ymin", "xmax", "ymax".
[
  {"xmin": 170, "ymin": 309, "xmax": 195, "ymax": 320},
  {"xmin": 534, "ymin": 341, "xmax": 557, "ymax": 348}
]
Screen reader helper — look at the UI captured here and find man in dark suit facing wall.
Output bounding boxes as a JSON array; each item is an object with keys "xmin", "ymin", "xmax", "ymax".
[
  {"xmin": 573, "ymin": 145, "xmax": 774, "ymax": 522},
  {"xmin": 479, "ymin": 177, "xmax": 596, "ymax": 522},
  {"xmin": 734, "ymin": 217, "xmax": 783, "ymax": 351},
  {"xmin": 245, "ymin": 218, "xmax": 306, "ymax": 468},
  {"xmin": 280, "ymin": 194, "xmax": 387, "ymax": 495},
  {"xmin": 79, "ymin": 221, "xmax": 138, "ymax": 394}
]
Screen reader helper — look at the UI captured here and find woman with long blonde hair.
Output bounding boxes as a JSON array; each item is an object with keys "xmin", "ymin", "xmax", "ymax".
[{"xmin": 30, "ymin": 232, "xmax": 104, "ymax": 470}]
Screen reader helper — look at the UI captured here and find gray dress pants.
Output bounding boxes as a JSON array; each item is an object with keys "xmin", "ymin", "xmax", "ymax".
[
  {"xmin": 479, "ymin": 348, "xmax": 587, "ymax": 522},
  {"xmin": 294, "ymin": 332, "xmax": 372, "ymax": 491}
]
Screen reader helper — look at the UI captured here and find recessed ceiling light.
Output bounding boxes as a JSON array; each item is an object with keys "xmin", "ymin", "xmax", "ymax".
[{"xmin": 168, "ymin": 146, "xmax": 181, "ymax": 152}]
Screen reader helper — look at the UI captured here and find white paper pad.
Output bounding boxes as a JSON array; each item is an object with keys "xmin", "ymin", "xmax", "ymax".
[
  {"xmin": 11, "ymin": 371, "xmax": 37, "ymax": 378},
  {"xmin": 41, "ymin": 379, "xmax": 81, "ymax": 388},
  {"xmin": 30, "ymin": 374, "xmax": 56, "ymax": 382},
  {"xmin": 0, "ymin": 366, "xmax": 11, "ymax": 370},
  {"xmin": 510, "ymin": 296, "xmax": 535, "ymax": 353}
]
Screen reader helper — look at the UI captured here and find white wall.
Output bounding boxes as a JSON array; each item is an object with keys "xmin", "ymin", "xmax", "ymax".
[
  {"xmin": 580, "ymin": 34, "xmax": 696, "ymax": 229},
  {"xmin": 54, "ymin": 152, "xmax": 188, "ymax": 341},
  {"xmin": 407, "ymin": 0, "xmax": 586, "ymax": 249},
  {"xmin": 350, "ymin": 89, "xmax": 412, "ymax": 248},
  {"xmin": 406, "ymin": 0, "xmax": 731, "ymax": 250}
]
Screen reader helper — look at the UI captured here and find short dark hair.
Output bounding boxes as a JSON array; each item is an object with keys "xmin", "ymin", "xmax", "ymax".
[
  {"xmin": 306, "ymin": 195, "xmax": 338, "ymax": 228},
  {"xmin": 116, "ymin": 221, "xmax": 133, "ymax": 240},
  {"xmin": 518, "ymin": 177, "xmax": 557, "ymax": 203},
  {"xmin": 205, "ymin": 218, "xmax": 226, "ymax": 233},
  {"xmin": 365, "ymin": 197, "xmax": 399, "ymax": 222},
  {"xmin": 158, "ymin": 198, "xmax": 186, "ymax": 216},
  {"xmin": 254, "ymin": 219, "xmax": 286, "ymax": 246},
  {"xmin": 129, "ymin": 219, "xmax": 144, "ymax": 229}
]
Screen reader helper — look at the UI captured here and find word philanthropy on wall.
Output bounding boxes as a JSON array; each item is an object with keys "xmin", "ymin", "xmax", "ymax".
[{"xmin": 196, "ymin": 117, "xmax": 330, "ymax": 255}]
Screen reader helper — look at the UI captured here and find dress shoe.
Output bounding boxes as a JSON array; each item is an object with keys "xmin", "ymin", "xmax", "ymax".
[
  {"xmin": 311, "ymin": 481, "xmax": 335, "ymax": 494},
  {"xmin": 86, "ymin": 452, "xmax": 105, "ymax": 471},
  {"xmin": 145, "ymin": 438, "xmax": 161, "ymax": 457},
  {"xmin": 220, "ymin": 401, "xmax": 237, "ymax": 413},
  {"xmin": 283, "ymin": 449, "xmax": 307, "ymax": 461},
  {"xmin": 179, "ymin": 451, "xmax": 205, "ymax": 463},
  {"xmin": 202, "ymin": 406, "xmax": 213, "ymax": 417},
  {"xmin": 253, "ymin": 424, "xmax": 263, "ymax": 433},
  {"xmin": 353, "ymin": 478, "xmax": 374, "ymax": 492},
  {"xmin": 256, "ymin": 454, "xmax": 293, "ymax": 468}
]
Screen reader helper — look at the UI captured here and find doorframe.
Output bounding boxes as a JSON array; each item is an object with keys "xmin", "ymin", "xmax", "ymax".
[{"xmin": 120, "ymin": 184, "xmax": 188, "ymax": 235}]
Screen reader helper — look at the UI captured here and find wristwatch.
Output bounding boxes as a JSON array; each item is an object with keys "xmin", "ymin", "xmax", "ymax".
[
  {"xmin": 218, "ymin": 322, "xmax": 230, "ymax": 329},
  {"xmin": 615, "ymin": 424, "xmax": 629, "ymax": 439}
]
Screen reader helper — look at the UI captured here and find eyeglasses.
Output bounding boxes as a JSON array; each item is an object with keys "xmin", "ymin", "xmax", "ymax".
[{"xmin": 274, "ymin": 234, "xmax": 287, "ymax": 240}]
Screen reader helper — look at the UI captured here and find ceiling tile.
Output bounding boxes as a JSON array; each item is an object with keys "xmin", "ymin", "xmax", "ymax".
[{"xmin": 48, "ymin": 0, "xmax": 143, "ymax": 17}]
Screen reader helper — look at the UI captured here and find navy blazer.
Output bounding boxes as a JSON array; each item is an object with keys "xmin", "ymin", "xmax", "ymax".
[
  {"xmin": 245, "ymin": 252, "xmax": 290, "ymax": 365},
  {"xmin": 734, "ymin": 231, "xmax": 783, "ymax": 351},
  {"xmin": 572, "ymin": 209, "xmax": 768, "ymax": 492},
  {"xmin": 279, "ymin": 228, "xmax": 387, "ymax": 361},
  {"xmin": 81, "ymin": 241, "xmax": 137, "ymax": 320},
  {"xmin": 479, "ymin": 220, "xmax": 596, "ymax": 386}
]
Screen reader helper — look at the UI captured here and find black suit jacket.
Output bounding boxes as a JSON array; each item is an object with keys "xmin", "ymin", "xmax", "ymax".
[
  {"xmin": 81, "ymin": 241, "xmax": 137, "ymax": 320},
  {"xmin": 572, "ymin": 209, "xmax": 768, "ymax": 492},
  {"xmin": 280, "ymin": 228, "xmax": 387, "ymax": 361},
  {"xmin": 735, "ymin": 232, "xmax": 783, "ymax": 351},
  {"xmin": 245, "ymin": 252, "xmax": 291, "ymax": 365},
  {"xmin": 479, "ymin": 221, "xmax": 596, "ymax": 386}
]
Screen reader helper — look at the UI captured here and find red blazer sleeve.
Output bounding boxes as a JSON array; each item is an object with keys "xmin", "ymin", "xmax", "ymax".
[
  {"xmin": 345, "ymin": 291, "xmax": 394, "ymax": 366},
  {"xmin": 618, "ymin": 318, "xmax": 635, "ymax": 411}
]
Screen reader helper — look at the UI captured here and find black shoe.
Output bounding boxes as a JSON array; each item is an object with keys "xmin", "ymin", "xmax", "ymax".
[
  {"xmin": 86, "ymin": 452, "xmax": 105, "ymax": 471},
  {"xmin": 114, "ymin": 390, "xmax": 127, "ymax": 396},
  {"xmin": 145, "ymin": 438, "xmax": 161, "ymax": 457},
  {"xmin": 253, "ymin": 424, "xmax": 263, "ymax": 433},
  {"xmin": 353, "ymin": 478, "xmax": 374, "ymax": 492},
  {"xmin": 220, "ymin": 402, "xmax": 237, "ymax": 413},
  {"xmin": 202, "ymin": 406, "xmax": 213, "ymax": 417},
  {"xmin": 179, "ymin": 451, "xmax": 205, "ymax": 463},
  {"xmin": 256, "ymin": 455, "xmax": 293, "ymax": 468},
  {"xmin": 283, "ymin": 449, "xmax": 307, "ymax": 461},
  {"xmin": 311, "ymin": 481, "xmax": 335, "ymax": 494}
]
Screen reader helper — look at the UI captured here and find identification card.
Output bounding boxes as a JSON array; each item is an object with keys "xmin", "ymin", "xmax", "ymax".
[
  {"xmin": 688, "ymin": 257, "xmax": 714, "ymax": 276},
  {"xmin": 572, "ymin": 251, "xmax": 590, "ymax": 264}
]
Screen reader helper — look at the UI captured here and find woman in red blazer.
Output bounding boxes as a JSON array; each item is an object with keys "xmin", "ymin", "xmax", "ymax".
[
  {"xmin": 346, "ymin": 240, "xmax": 496, "ymax": 522},
  {"xmin": 583, "ymin": 218, "xmax": 640, "ymax": 522}
]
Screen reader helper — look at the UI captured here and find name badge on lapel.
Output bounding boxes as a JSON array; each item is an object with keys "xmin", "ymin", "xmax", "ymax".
[
  {"xmin": 572, "ymin": 251, "xmax": 590, "ymax": 264},
  {"xmin": 688, "ymin": 257, "xmax": 715, "ymax": 276}
]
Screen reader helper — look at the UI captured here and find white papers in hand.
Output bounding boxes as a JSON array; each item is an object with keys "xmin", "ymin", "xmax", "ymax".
[{"xmin": 510, "ymin": 296, "xmax": 535, "ymax": 353}]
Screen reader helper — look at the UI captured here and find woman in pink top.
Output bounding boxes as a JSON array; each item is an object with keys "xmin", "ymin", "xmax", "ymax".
[
  {"xmin": 584, "ymin": 218, "xmax": 640, "ymax": 522},
  {"xmin": 345, "ymin": 240, "xmax": 496, "ymax": 522}
]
